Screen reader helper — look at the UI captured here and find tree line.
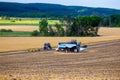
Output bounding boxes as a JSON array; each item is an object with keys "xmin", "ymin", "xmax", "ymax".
[
  {"xmin": 101, "ymin": 14, "xmax": 120, "ymax": 27},
  {"xmin": 1, "ymin": 14, "xmax": 120, "ymax": 27},
  {"xmin": 32, "ymin": 16, "xmax": 101, "ymax": 37}
]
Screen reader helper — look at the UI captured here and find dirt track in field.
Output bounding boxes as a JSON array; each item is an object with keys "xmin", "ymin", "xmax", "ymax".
[{"xmin": 0, "ymin": 40, "xmax": 120, "ymax": 80}]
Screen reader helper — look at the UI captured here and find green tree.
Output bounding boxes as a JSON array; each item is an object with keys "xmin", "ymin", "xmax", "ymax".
[
  {"xmin": 90, "ymin": 16, "xmax": 101, "ymax": 36},
  {"xmin": 110, "ymin": 14, "xmax": 120, "ymax": 27},
  {"xmin": 70, "ymin": 17, "xmax": 83, "ymax": 36},
  {"xmin": 48, "ymin": 26, "xmax": 56, "ymax": 36},
  {"xmin": 63, "ymin": 15, "xmax": 73, "ymax": 36},
  {"xmin": 69, "ymin": 16, "xmax": 101, "ymax": 36},
  {"xmin": 55, "ymin": 23, "xmax": 64, "ymax": 36},
  {"xmin": 39, "ymin": 19, "xmax": 48, "ymax": 36},
  {"xmin": 101, "ymin": 14, "xmax": 120, "ymax": 27}
]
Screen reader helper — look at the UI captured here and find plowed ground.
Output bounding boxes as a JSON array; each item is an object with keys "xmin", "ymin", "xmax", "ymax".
[{"xmin": 0, "ymin": 40, "xmax": 120, "ymax": 80}]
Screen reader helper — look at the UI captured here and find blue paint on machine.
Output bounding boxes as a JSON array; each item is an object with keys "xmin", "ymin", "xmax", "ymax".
[{"xmin": 56, "ymin": 40, "xmax": 87, "ymax": 53}]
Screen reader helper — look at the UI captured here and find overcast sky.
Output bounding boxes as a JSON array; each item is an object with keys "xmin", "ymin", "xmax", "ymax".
[{"xmin": 0, "ymin": 0, "xmax": 120, "ymax": 9}]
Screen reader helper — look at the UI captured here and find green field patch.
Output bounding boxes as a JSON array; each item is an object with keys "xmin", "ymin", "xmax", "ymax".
[{"xmin": 0, "ymin": 31, "xmax": 32, "ymax": 37}]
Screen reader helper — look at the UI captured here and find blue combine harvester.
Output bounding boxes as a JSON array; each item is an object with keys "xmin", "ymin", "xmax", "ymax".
[{"xmin": 56, "ymin": 40, "xmax": 87, "ymax": 53}]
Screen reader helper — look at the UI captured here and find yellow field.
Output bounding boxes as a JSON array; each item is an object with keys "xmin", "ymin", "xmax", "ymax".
[
  {"xmin": 0, "ymin": 19, "xmax": 60, "ymax": 25},
  {"xmin": 0, "ymin": 27, "xmax": 120, "ymax": 52},
  {"xmin": 0, "ymin": 36, "xmax": 120, "ymax": 52},
  {"xmin": 98, "ymin": 27, "xmax": 120, "ymax": 36}
]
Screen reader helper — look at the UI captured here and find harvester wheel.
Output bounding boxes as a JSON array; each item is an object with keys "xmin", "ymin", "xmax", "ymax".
[{"xmin": 74, "ymin": 48, "xmax": 78, "ymax": 53}]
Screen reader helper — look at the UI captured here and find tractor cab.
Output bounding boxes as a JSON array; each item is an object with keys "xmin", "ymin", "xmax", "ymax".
[{"xmin": 44, "ymin": 43, "xmax": 52, "ymax": 50}]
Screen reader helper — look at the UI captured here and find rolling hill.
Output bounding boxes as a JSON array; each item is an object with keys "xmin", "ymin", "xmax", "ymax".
[{"xmin": 0, "ymin": 2, "xmax": 120, "ymax": 18}]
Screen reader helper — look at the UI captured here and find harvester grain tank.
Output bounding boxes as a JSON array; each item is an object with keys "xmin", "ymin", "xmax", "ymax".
[{"xmin": 56, "ymin": 40, "xmax": 87, "ymax": 53}]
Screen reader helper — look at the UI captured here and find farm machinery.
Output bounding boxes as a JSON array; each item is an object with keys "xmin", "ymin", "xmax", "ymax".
[
  {"xmin": 56, "ymin": 40, "xmax": 87, "ymax": 53},
  {"xmin": 43, "ymin": 43, "xmax": 52, "ymax": 50},
  {"xmin": 27, "ymin": 40, "xmax": 87, "ymax": 53}
]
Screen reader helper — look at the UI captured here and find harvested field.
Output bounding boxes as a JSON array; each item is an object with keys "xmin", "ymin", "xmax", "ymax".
[
  {"xmin": 0, "ymin": 25, "xmax": 39, "ymax": 32},
  {"xmin": 98, "ymin": 27, "xmax": 120, "ymax": 36},
  {"xmin": 0, "ymin": 40, "xmax": 120, "ymax": 80},
  {"xmin": 0, "ymin": 36, "xmax": 120, "ymax": 52},
  {"xmin": 0, "ymin": 27, "xmax": 120, "ymax": 52}
]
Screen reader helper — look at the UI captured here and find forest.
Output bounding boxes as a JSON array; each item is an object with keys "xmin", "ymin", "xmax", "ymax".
[{"xmin": 0, "ymin": 2, "xmax": 120, "ymax": 18}]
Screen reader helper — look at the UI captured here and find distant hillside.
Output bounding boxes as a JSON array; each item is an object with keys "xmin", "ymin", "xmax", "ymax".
[{"xmin": 0, "ymin": 2, "xmax": 120, "ymax": 18}]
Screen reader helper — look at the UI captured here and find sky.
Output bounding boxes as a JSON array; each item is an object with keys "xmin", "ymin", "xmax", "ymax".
[{"xmin": 0, "ymin": 0, "xmax": 120, "ymax": 9}]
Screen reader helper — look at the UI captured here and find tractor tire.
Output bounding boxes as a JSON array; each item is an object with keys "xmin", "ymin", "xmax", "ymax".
[{"xmin": 73, "ymin": 47, "xmax": 78, "ymax": 53}]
